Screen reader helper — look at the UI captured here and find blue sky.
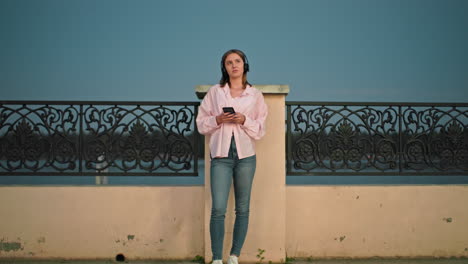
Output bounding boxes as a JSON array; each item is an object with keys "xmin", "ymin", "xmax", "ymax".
[{"xmin": 1, "ymin": 0, "xmax": 467, "ymax": 102}]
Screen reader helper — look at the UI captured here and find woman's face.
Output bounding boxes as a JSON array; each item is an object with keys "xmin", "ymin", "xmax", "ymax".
[{"xmin": 224, "ymin": 53, "xmax": 244, "ymax": 79}]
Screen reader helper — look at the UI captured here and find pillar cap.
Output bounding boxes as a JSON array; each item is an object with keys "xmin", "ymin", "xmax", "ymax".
[{"xmin": 195, "ymin": 84, "xmax": 289, "ymax": 99}]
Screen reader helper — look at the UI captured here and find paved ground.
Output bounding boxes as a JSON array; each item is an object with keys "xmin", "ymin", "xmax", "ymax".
[{"xmin": 0, "ymin": 259, "xmax": 467, "ymax": 264}]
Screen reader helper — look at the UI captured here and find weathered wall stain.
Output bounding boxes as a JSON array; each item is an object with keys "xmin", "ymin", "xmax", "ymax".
[
  {"xmin": 115, "ymin": 239, "xmax": 126, "ymax": 246},
  {"xmin": 0, "ymin": 240, "xmax": 23, "ymax": 252},
  {"xmin": 333, "ymin": 236, "xmax": 346, "ymax": 242},
  {"xmin": 443, "ymin": 217, "xmax": 453, "ymax": 223}
]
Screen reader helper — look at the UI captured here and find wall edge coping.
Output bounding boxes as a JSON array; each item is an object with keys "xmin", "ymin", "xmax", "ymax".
[{"xmin": 195, "ymin": 84, "xmax": 290, "ymax": 99}]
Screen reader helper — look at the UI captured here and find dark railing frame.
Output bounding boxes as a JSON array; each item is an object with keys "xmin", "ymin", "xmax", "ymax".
[
  {"xmin": 0, "ymin": 100, "xmax": 201, "ymax": 177},
  {"xmin": 286, "ymin": 101, "xmax": 468, "ymax": 176}
]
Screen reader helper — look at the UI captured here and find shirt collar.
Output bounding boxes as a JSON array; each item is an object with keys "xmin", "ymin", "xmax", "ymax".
[{"xmin": 221, "ymin": 83, "xmax": 254, "ymax": 97}]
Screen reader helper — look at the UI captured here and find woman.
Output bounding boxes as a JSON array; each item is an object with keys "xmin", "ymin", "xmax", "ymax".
[{"xmin": 196, "ymin": 49, "xmax": 268, "ymax": 264}]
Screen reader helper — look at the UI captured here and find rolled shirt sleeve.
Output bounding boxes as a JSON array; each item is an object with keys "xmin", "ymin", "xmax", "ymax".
[
  {"xmin": 240, "ymin": 91, "xmax": 268, "ymax": 140},
  {"xmin": 196, "ymin": 88, "xmax": 221, "ymax": 135}
]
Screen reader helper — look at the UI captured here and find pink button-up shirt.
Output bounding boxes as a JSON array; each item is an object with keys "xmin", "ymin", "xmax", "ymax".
[{"xmin": 196, "ymin": 83, "xmax": 268, "ymax": 159}]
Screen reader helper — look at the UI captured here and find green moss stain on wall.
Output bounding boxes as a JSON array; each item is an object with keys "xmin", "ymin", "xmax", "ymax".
[{"xmin": 0, "ymin": 239, "xmax": 23, "ymax": 252}]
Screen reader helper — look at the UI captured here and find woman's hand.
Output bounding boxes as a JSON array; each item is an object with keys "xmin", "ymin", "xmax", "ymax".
[
  {"xmin": 215, "ymin": 112, "xmax": 246, "ymax": 125},
  {"xmin": 216, "ymin": 113, "xmax": 235, "ymax": 125},
  {"xmin": 231, "ymin": 113, "xmax": 246, "ymax": 125}
]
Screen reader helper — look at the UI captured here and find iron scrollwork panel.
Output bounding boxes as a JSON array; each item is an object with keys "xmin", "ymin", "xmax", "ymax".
[
  {"xmin": 402, "ymin": 106, "xmax": 468, "ymax": 172},
  {"xmin": 288, "ymin": 104, "xmax": 399, "ymax": 174},
  {"xmin": 288, "ymin": 103, "xmax": 468, "ymax": 175},
  {"xmin": 0, "ymin": 104, "xmax": 80, "ymax": 173},
  {"xmin": 82, "ymin": 104, "xmax": 197, "ymax": 174},
  {"xmin": 0, "ymin": 102, "xmax": 200, "ymax": 176}
]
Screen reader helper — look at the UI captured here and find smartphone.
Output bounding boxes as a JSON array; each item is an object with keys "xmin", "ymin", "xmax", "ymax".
[{"xmin": 222, "ymin": 107, "xmax": 236, "ymax": 114}]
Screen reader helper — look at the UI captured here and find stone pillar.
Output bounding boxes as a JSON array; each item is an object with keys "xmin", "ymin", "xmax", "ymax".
[{"xmin": 196, "ymin": 85, "xmax": 289, "ymax": 263}]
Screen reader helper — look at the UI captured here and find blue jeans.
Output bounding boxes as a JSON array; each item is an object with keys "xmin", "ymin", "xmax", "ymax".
[{"xmin": 210, "ymin": 137, "xmax": 256, "ymax": 260}]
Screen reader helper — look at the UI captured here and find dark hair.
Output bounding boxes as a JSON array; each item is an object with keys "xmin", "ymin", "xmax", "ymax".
[{"xmin": 219, "ymin": 49, "xmax": 251, "ymax": 88}]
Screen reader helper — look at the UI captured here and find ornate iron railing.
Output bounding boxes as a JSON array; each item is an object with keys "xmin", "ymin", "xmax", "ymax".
[
  {"xmin": 287, "ymin": 102, "xmax": 468, "ymax": 176},
  {"xmin": 3, "ymin": 100, "xmax": 467, "ymax": 177},
  {"xmin": 0, "ymin": 101, "xmax": 200, "ymax": 176}
]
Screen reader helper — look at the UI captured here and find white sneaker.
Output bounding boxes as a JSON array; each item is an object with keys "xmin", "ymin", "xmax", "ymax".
[
  {"xmin": 227, "ymin": 255, "xmax": 238, "ymax": 264},
  {"xmin": 212, "ymin": 260, "xmax": 223, "ymax": 264}
]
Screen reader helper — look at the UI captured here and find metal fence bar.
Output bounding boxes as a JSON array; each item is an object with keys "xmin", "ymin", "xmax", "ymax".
[
  {"xmin": 398, "ymin": 105, "xmax": 402, "ymax": 174},
  {"xmin": 0, "ymin": 101, "xmax": 201, "ymax": 106},
  {"xmin": 287, "ymin": 101, "xmax": 468, "ymax": 107},
  {"xmin": 79, "ymin": 104, "xmax": 83, "ymax": 174},
  {"xmin": 286, "ymin": 104, "xmax": 292, "ymax": 174}
]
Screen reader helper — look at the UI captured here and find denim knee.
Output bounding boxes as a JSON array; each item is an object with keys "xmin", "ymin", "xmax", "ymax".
[
  {"xmin": 211, "ymin": 206, "xmax": 227, "ymax": 219},
  {"xmin": 235, "ymin": 200, "xmax": 250, "ymax": 214},
  {"xmin": 235, "ymin": 208, "xmax": 250, "ymax": 217}
]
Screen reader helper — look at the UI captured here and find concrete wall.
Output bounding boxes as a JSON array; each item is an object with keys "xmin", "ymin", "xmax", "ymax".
[
  {"xmin": 286, "ymin": 185, "xmax": 468, "ymax": 259},
  {"xmin": 0, "ymin": 186, "xmax": 204, "ymax": 260},
  {"xmin": 1, "ymin": 185, "xmax": 468, "ymax": 261}
]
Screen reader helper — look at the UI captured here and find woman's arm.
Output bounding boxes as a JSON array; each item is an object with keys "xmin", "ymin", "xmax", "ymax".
[
  {"xmin": 196, "ymin": 88, "xmax": 222, "ymax": 135},
  {"xmin": 240, "ymin": 92, "xmax": 268, "ymax": 140}
]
